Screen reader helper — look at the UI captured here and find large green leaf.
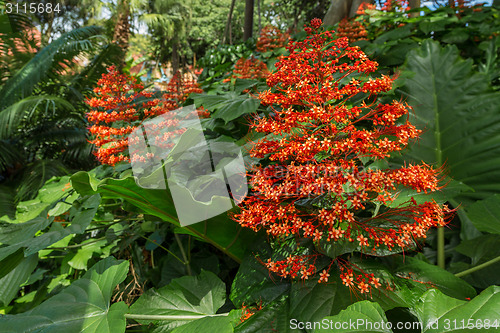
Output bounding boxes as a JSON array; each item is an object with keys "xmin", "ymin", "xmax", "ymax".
[
  {"xmin": 394, "ymin": 257, "xmax": 476, "ymax": 301},
  {"xmin": 230, "ymin": 243, "xmax": 290, "ymax": 308},
  {"xmin": 289, "ymin": 274, "xmax": 353, "ymax": 325},
  {"xmin": 0, "ymin": 185, "xmax": 16, "ymax": 219},
  {"xmin": 234, "ymin": 295, "xmax": 297, "ymax": 333},
  {"xmin": 0, "ymin": 257, "xmax": 129, "ymax": 333},
  {"xmin": 464, "ymin": 194, "xmax": 500, "ymax": 234},
  {"xmin": 192, "ymin": 92, "xmax": 260, "ymax": 123},
  {"xmin": 171, "ymin": 316, "xmax": 234, "ymax": 333},
  {"xmin": 0, "ymin": 194, "xmax": 101, "ymax": 261},
  {"xmin": 0, "ymin": 254, "xmax": 37, "ymax": 306},
  {"xmin": 71, "ymin": 172, "xmax": 256, "ymax": 262},
  {"xmin": 316, "ymin": 301, "xmax": 392, "ymax": 332},
  {"xmin": 413, "ymin": 286, "xmax": 500, "ymax": 332},
  {"xmin": 402, "ymin": 39, "xmax": 500, "ymax": 202},
  {"xmin": 454, "ymin": 234, "xmax": 500, "ymax": 288},
  {"xmin": 316, "ymin": 286, "xmax": 500, "ymax": 333},
  {"xmin": 129, "ymin": 270, "xmax": 229, "ymax": 332}
]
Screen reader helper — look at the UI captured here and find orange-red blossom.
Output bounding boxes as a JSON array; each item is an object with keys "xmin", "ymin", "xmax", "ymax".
[
  {"xmin": 232, "ymin": 19, "xmax": 449, "ymax": 295},
  {"xmin": 86, "ymin": 67, "xmax": 202, "ymax": 165}
]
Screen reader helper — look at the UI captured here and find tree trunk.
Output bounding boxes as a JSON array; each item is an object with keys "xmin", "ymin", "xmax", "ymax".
[
  {"xmin": 323, "ymin": 0, "xmax": 351, "ymax": 27},
  {"xmin": 257, "ymin": 0, "xmax": 262, "ymax": 35},
  {"xmin": 112, "ymin": 0, "xmax": 131, "ymax": 66},
  {"xmin": 409, "ymin": 0, "xmax": 421, "ymax": 16},
  {"xmin": 172, "ymin": 39, "xmax": 180, "ymax": 74},
  {"xmin": 243, "ymin": 0, "xmax": 254, "ymax": 41},
  {"xmin": 324, "ymin": 0, "xmax": 373, "ymax": 26},
  {"xmin": 223, "ymin": 0, "xmax": 237, "ymax": 44}
]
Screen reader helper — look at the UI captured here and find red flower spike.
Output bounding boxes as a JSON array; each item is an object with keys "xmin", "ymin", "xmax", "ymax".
[
  {"xmin": 86, "ymin": 68, "xmax": 203, "ymax": 165},
  {"xmin": 232, "ymin": 19, "xmax": 450, "ymax": 288}
]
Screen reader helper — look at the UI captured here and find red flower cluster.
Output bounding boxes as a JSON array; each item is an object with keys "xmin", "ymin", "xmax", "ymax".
[
  {"xmin": 381, "ymin": 0, "xmax": 410, "ymax": 12},
  {"xmin": 86, "ymin": 67, "xmax": 202, "ymax": 165},
  {"xmin": 224, "ymin": 56, "xmax": 269, "ymax": 82},
  {"xmin": 336, "ymin": 18, "xmax": 368, "ymax": 42},
  {"xmin": 239, "ymin": 301, "xmax": 263, "ymax": 322},
  {"xmin": 264, "ymin": 254, "xmax": 319, "ymax": 281},
  {"xmin": 232, "ymin": 20, "xmax": 449, "ymax": 290},
  {"xmin": 256, "ymin": 25, "xmax": 290, "ymax": 53},
  {"xmin": 356, "ymin": 2, "xmax": 376, "ymax": 15}
]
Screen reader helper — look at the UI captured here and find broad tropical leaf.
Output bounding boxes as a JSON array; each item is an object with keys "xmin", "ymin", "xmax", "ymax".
[
  {"xmin": 192, "ymin": 92, "xmax": 260, "ymax": 123},
  {"xmin": 454, "ymin": 234, "xmax": 500, "ymax": 288},
  {"xmin": 129, "ymin": 270, "xmax": 230, "ymax": 332},
  {"xmin": 464, "ymin": 194, "xmax": 500, "ymax": 234},
  {"xmin": 414, "ymin": 286, "xmax": 500, "ymax": 332},
  {"xmin": 316, "ymin": 301, "xmax": 392, "ymax": 332},
  {"xmin": 71, "ymin": 171, "xmax": 256, "ymax": 262},
  {"xmin": 402, "ymin": 39, "xmax": 500, "ymax": 203},
  {"xmin": 0, "ymin": 254, "xmax": 37, "ymax": 306},
  {"xmin": 0, "ymin": 194, "xmax": 100, "ymax": 261},
  {"xmin": 0, "ymin": 257, "xmax": 129, "ymax": 333}
]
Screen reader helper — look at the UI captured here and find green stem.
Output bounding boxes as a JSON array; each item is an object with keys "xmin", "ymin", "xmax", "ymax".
[
  {"xmin": 48, "ymin": 237, "xmax": 107, "ymax": 250},
  {"xmin": 125, "ymin": 313, "xmax": 229, "ymax": 321},
  {"xmin": 437, "ymin": 227, "xmax": 445, "ymax": 269},
  {"xmin": 455, "ymin": 255, "xmax": 500, "ymax": 278},
  {"xmin": 175, "ymin": 233, "xmax": 192, "ymax": 276},
  {"xmin": 141, "ymin": 235, "xmax": 184, "ymax": 265},
  {"xmin": 100, "ymin": 185, "xmax": 242, "ymax": 264},
  {"xmin": 372, "ymin": 202, "xmax": 381, "ymax": 218}
]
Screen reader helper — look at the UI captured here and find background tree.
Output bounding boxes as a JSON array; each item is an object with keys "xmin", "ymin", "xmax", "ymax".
[
  {"xmin": 243, "ymin": 0, "xmax": 254, "ymax": 40},
  {"xmin": 141, "ymin": 0, "xmax": 192, "ymax": 73},
  {"xmin": 323, "ymin": 0, "xmax": 373, "ymax": 26},
  {"xmin": 262, "ymin": 0, "xmax": 330, "ymax": 32},
  {"xmin": 112, "ymin": 0, "xmax": 131, "ymax": 66}
]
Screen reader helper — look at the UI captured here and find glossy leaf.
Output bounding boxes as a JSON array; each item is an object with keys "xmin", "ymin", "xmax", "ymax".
[
  {"xmin": 234, "ymin": 295, "xmax": 297, "ymax": 333},
  {"xmin": 402, "ymin": 40, "xmax": 500, "ymax": 203},
  {"xmin": 394, "ymin": 257, "xmax": 476, "ymax": 301},
  {"xmin": 414, "ymin": 286, "xmax": 500, "ymax": 332},
  {"xmin": 289, "ymin": 275, "xmax": 353, "ymax": 324},
  {"xmin": 230, "ymin": 243, "xmax": 290, "ymax": 308},
  {"xmin": 0, "ymin": 254, "xmax": 37, "ymax": 306},
  {"xmin": 465, "ymin": 194, "xmax": 500, "ymax": 234},
  {"xmin": 0, "ymin": 257, "xmax": 129, "ymax": 333},
  {"xmin": 171, "ymin": 316, "xmax": 234, "ymax": 333},
  {"xmin": 0, "ymin": 194, "xmax": 101, "ymax": 261},
  {"xmin": 129, "ymin": 270, "xmax": 227, "ymax": 332},
  {"xmin": 316, "ymin": 301, "xmax": 392, "ymax": 332},
  {"xmin": 192, "ymin": 92, "xmax": 260, "ymax": 123},
  {"xmin": 71, "ymin": 172, "xmax": 256, "ymax": 262},
  {"xmin": 454, "ymin": 234, "xmax": 500, "ymax": 288}
]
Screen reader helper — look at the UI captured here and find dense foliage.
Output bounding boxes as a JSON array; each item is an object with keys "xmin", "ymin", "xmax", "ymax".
[{"xmin": 1, "ymin": 1, "xmax": 500, "ymax": 333}]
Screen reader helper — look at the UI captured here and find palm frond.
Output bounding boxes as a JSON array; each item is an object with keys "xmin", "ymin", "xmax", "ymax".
[
  {"xmin": 0, "ymin": 185, "xmax": 16, "ymax": 219},
  {"xmin": 15, "ymin": 159, "xmax": 68, "ymax": 201},
  {"xmin": 0, "ymin": 95, "xmax": 76, "ymax": 140},
  {"xmin": 0, "ymin": 140, "xmax": 23, "ymax": 173},
  {"xmin": 0, "ymin": 25, "xmax": 104, "ymax": 109}
]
